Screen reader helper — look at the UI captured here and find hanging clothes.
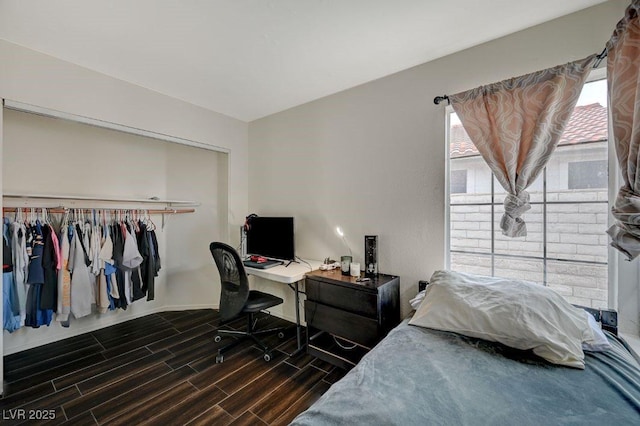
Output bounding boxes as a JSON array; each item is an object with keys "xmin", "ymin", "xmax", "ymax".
[
  {"xmin": 122, "ymin": 225, "xmax": 143, "ymax": 302},
  {"xmin": 103, "ymin": 223, "xmax": 116, "ymax": 310},
  {"xmin": 3, "ymin": 208, "xmax": 164, "ymax": 329},
  {"xmin": 150, "ymin": 225, "xmax": 161, "ymax": 292},
  {"xmin": 150, "ymin": 223, "xmax": 160, "ymax": 267},
  {"xmin": 10, "ymin": 219, "xmax": 28, "ymax": 324},
  {"xmin": 68, "ymin": 222, "xmax": 93, "ymax": 318},
  {"xmin": 111, "ymin": 222, "xmax": 127, "ymax": 310},
  {"xmin": 137, "ymin": 221, "xmax": 151, "ymax": 300},
  {"xmin": 99, "ymin": 224, "xmax": 118, "ymax": 310},
  {"xmin": 105, "ymin": 262, "xmax": 118, "ymax": 310},
  {"xmin": 40, "ymin": 224, "xmax": 58, "ymax": 310},
  {"xmin": 3, "ymin": 218, "xmax": 21, "ymax": 332},
  {"xmin": 25, "ymin": 220, "xmax": 53, "ymax": 328},
  {"xmin": 56, "ymin": 220, "xmax": 72, "ymax": 326},
  {"xmin": 83, "ymin": 221, "xmax": 98, "ymax": 307},
  {"xmin": 26, "ymin": 220, "xmax": 45, "ymax": 286},
  {"xmin": 137, "ymin": 221, "xmax": 160, "ymax": 301},
  {"xmin": 119, "ymin": 220, "xmax": 142, "ymax": 304},
  {"xmin": 93, "ymin": 218, "xmax": 110, "ymax": 313}
]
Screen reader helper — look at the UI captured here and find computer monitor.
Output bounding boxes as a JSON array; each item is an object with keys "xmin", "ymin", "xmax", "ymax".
[{"xmin": 246, "ymin": 217, "xmax": 295, "ymax": 261}]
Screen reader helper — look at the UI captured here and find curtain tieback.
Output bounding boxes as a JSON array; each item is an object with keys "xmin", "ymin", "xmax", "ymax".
[
  {"xmin": 500, "ymin": 192, "xmax": 531, "ymax": 238},
  {"xmin": 611, "ymin": 187, "xmax": 640, "ymax": 226},
  {"xmin": 608, "ymin": 187, "xmax": 640, "ymax": 260}
]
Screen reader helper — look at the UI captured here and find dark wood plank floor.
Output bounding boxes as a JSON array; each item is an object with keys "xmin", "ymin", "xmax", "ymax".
[{"xmin": 0, "ymin": 309, "xmax": 345, "ymax": 425}]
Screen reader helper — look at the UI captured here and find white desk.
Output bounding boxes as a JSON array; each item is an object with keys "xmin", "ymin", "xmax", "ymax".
[{"xmin": 245, "ymin": 259, "xmax": 322, "ymax": 356}]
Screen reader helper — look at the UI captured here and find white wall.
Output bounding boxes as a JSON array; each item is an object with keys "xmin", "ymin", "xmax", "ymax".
[
  {"xmin": 248, "ymin": 0, "xmax": 638, "ymax": 333},
  {"xmin": 0, "ymin": 38, "xmax": 249, "ymax": 361},
  {"xmin": 165, "ymin": 143, "xmax": 227, "ymax": 309}
]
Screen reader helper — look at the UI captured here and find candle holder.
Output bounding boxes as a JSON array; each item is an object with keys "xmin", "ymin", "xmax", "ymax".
[{"xmin": 341, "ymin": 255, "xmax": 352, "ymax": 276}]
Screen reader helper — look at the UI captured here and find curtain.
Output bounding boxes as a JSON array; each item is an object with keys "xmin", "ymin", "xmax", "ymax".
[
  {"xmin": 606, "ymin": 0, "xmax": 640, "ymax": 261},
  {"xmin": 450, "ymin": 55, "xmax": 596, "ymax": 237}
]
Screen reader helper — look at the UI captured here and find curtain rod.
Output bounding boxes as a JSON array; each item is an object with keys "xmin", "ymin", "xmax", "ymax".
[
  {"xmin": 433, "ymin": 48, "xmax": 609, "ymax": 106},
  {"xmin": 433, "ymin": 95, "xmax": 450, "ymax": 105},
  {"xmin": 593, "ymin": 46, "xmax": 608, "ymax": 69}
]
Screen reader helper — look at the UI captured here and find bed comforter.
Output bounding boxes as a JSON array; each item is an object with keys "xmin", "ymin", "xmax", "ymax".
[{"xmin": 291, "ymin": 319, "xmax": 640, "ymax": 425}]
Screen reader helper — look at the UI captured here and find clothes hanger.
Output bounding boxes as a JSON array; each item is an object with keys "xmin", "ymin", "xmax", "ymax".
[
  {"xmin": 147, "ymin": 210, "xmax": 156, "ymax": 231},
  {"xmin": 132, "ymin": 210, "xmax": 139, "ymax": 233}
]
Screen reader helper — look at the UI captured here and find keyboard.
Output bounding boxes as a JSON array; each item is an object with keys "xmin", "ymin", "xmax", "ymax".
[{"xmin": 243, "ymin": 259, "xmax": 283, "ymax": 269}]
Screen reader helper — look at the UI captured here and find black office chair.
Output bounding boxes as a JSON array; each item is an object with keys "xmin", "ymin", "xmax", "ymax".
[{"xmin": 210, "ymin": 242, "xmax": 287, "ymax": 363}]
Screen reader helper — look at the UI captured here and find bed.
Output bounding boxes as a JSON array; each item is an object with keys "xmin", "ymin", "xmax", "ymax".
[{"xmin": 291, "ymin": 271, "xmax": 640, "ymax": 425}]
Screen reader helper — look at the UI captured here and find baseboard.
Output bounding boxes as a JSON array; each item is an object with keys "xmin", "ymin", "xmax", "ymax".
[{"xmin": 163, "ymin": 303, "xmax": 219, "ymax": 311}]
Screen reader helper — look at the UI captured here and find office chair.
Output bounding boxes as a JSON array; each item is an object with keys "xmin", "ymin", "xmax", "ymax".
[{"xmin": 209, "ymin": 242, "xmax": 287, "ymax": 363}]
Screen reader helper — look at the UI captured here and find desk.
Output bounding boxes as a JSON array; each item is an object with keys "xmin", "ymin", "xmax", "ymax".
[{"xmin": 245, "ymin": 259, "xmax": 322, "ymax": 356}]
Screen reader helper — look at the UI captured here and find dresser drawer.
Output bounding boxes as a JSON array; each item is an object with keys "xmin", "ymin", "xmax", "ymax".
[
  {"xmin": 305, "ymin": 301, "xmax": 378, "ymax": 348},
  {"xmin": 306, "ymin": 278, "xmax": 378, "ymax": 318}
]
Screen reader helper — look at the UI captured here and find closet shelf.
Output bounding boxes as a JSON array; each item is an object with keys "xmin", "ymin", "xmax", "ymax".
[{"xmin": 2, "ymin": 193, "xmax": 200, "ymax": 207}]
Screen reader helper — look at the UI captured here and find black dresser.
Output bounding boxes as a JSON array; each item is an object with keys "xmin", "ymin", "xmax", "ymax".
[{"xmin": 304, "ymin": 269, "xmax": 400, "ymax": 369}]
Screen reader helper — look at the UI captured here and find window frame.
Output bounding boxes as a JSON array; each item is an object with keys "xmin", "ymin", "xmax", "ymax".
[{"xmin": 444, "ymin": 69, "xmax": 618, "ymax": 309}]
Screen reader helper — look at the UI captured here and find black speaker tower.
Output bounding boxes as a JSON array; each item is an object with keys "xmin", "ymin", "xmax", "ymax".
[{"xmin": 365, "ymin": 235, "xmax": 378, "ymax": 277}]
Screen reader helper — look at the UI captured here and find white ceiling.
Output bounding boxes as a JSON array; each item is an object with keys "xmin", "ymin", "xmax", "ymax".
[{"xmin": 0, "ymin": 0, "xmax": 606, "ymax": 122}]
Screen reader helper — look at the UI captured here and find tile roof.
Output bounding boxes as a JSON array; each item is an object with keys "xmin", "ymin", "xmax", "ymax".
[{"xmin": 450, "ymin": 103, "xmax": 608, "ymax": 158}]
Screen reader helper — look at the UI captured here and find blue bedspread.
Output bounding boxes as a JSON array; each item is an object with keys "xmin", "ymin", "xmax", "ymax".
[{"xmin": 291, "ymin": 320, "xmax": 640, "ymax": 425}]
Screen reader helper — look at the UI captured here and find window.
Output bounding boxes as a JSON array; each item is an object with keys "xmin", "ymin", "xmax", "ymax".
[
  {"xmin": 568, "ymin": 160, "xmax": 608, "ymax": 189},
  {"xmin": 450, "ymin": 170, "xmax": 467, "ymax": 193},
  {"xmin": 447, "ymin": 78, "xmax": 610, "ymax": 309}
]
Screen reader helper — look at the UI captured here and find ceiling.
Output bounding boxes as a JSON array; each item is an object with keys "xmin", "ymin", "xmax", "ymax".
[{"xmin": 0, "ymin": 0, "xmax": 606, "ymax": 122}]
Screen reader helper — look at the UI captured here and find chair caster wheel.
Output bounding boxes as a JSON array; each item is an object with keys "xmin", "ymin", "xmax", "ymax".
[
  {"xmin": 214, "ymin": 335, "xmax": 222, "ymax": 343},
  {"xmin": 278, "ymin": 332, "xmax": 285, "ymax": 339},
  {"xmin": 216, "ymin": 354, "xmax": 224, "ymax": 363},
  {"xmin": 263, "ymin": 352, "xmax": 272, "ymax": 362}
]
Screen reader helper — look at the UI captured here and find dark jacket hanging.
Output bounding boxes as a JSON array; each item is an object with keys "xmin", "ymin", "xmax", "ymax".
[{"xmin": 40, "ymin": 224, "xmax": 58, "ymax": 310}]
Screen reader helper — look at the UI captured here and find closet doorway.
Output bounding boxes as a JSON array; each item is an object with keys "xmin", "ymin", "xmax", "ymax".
[{"xmin": 2, "ymin": 108, "xmax": 228, "ymax": 356}]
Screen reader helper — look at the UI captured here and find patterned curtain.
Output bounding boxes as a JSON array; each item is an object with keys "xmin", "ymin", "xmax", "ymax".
[
  {"xmin": 606, "ymin": 0, "xmax": 640, "ymax": 261},
  {"xmin": 450, "ymin": 55, "xmax": 596, "ymax": 237}
]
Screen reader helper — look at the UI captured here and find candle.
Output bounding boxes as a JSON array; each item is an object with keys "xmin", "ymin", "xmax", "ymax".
[{"xmin": 350, "ymin": 262, "xmax": 360, "ymax": 277}]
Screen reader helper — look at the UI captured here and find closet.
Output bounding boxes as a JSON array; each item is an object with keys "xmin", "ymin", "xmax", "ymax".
[{"xmin": 1, "ymin": 102, "xmax": 228, "ymax": 390}]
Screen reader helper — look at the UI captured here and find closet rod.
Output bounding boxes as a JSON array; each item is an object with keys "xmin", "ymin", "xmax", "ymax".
[
  {"xmin": 2, "ymin": 207, "xmax": 195, "ymax": 215},
  {"xmin": 3, "ymin": 193, "xmax": 200, "ymax": 207}
]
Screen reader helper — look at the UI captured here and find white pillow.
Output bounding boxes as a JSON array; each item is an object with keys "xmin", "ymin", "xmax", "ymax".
[
  {"xmin": 409, "ymin": 270, "xmax": 594, "ymax": 369},
  {"xmin": 582, "ymin": 313, "xmax": 612, "ymax": 352},
  {"xmin": 410, "ymin": 289, "xmax": 426, "ymax": 310}
]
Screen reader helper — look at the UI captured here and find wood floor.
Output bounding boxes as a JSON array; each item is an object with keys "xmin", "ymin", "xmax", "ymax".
[{"xmin": 0, "ymin": 309, "xmax": 346, "ymax": 425}]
